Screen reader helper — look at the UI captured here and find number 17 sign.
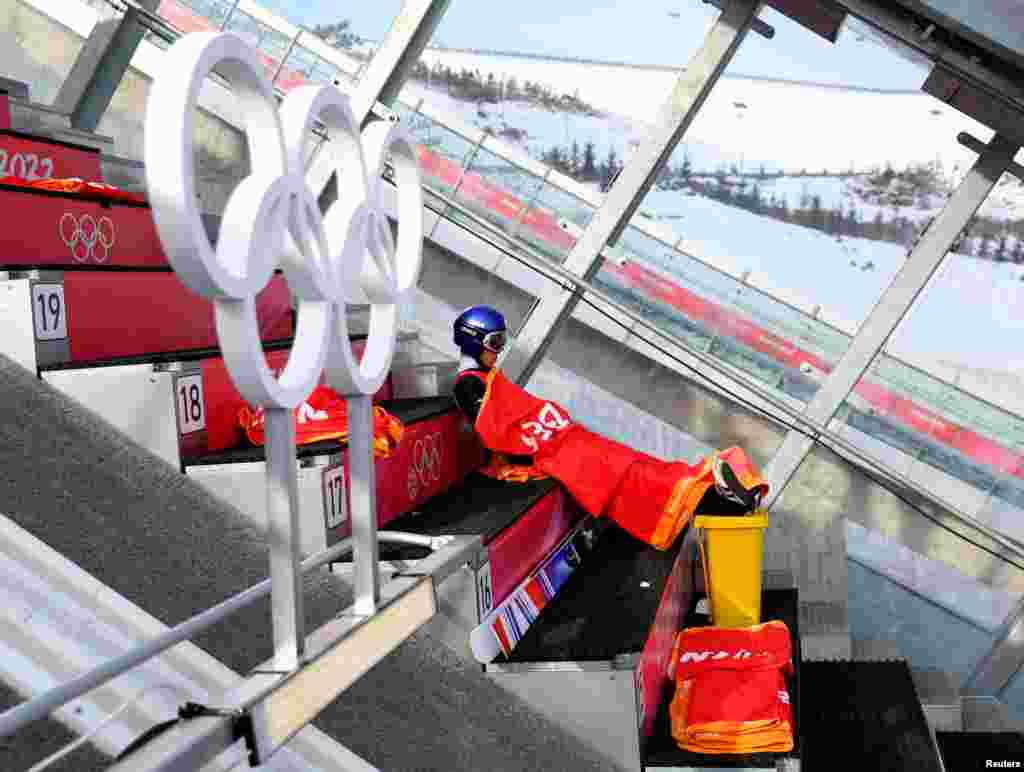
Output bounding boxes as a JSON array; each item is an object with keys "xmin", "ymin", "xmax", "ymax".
[{"xmin": 322, "ymin": 463, "xmax": 349, "ymax": 530}]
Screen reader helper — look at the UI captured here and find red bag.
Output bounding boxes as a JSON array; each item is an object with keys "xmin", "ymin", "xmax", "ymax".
[
  {"xmin": 238, "ymin": 385, "xmax": 402, "ymax": 457},
  {"xmin": 668, "ymin": 621, "xmax": 794, "ymax": 754}
]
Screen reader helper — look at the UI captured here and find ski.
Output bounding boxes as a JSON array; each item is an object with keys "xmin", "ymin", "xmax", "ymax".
[{"xmin": 470, "ymin": 519, "xmax": 595, "ymax": 663}]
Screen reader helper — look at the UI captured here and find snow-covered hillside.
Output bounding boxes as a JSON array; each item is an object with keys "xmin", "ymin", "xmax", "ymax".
[
  {"xmin": 399, "ymin": 76, "xmax": 1024, "ymax": 225},
  {"xmin": 390, "ymin": 50, "xmax": 1024, "ymax": 376}
]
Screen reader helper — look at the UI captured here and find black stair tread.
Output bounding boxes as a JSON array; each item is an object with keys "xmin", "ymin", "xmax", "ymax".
[
  {"xmin": 380, "ymin": 473, "xmax": 559, "ymax": 551},
  {"xmin": 185, "ymin": 396, "xmax": 455, "ymax": 466},
  {"xmin": 644, "ymin": 588, "xmax": 801, "ymax": 768},
  {"xmin": 800, "ymin": 660, "xmax": 943, "ymax": 772},
  {"xmin": 497, "ymin": 525, "xmax": 685, "ymax": 663},
  {"xmin": 935, "ymin": 731, "xmax": 1024, "ymax": 770}
]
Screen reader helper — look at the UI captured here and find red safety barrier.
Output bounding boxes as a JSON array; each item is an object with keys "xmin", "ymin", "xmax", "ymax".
[
  {"xmin": 197, "ymin": 342, "xmax": 394, "ymax": 456},
  {"xmin": 327, "ymin": 409, "xmax": 486, "ymax": 538},
  {"xmin": 0, "ymin": 130, "xmax": 103, "ymax": 182},
  {"xmin": 0, "ymin": 187, "xmax": 166, "ymax": 269},
  {"xmin": 486, "ymin": 486, "xmax": 584, "ymax": 609},
  {"xmin": 63, "ymin": 272, "xmax": 293, "ymax": 363},
  {"xmin": 637, "ymin": 540, "xmax": 695, "ymax": 739}
]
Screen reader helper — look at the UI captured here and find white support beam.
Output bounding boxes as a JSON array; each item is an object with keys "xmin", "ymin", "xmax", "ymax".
[
  {"xmin": 763, "ymin": 132, "xmax": 1020, "ymax": 508},
  {"xmin": 499, "ymin": 0, "xmax": 765, "ymax": 386},
  {"xmin": 52, "ymin": 0, "xmax": 162, "ymax": 133},
  {"xmin": 308, "ymin": 0, "xmax": 450, "ymax": 204},
  {"xmin": 349, "ymin": 0, "xmax": 451, "ymax": 126}
]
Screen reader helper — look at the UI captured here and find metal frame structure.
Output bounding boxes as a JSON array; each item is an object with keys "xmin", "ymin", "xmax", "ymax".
[
  {"xmin": 502, "ymin": 0, "xmax": 766, "ymax": 386},
  {"xmin": 12, "ymin": 0, "xmax": 1024, "ymax": 763},
  {"xmin": 762, "ymin": 130, "xmax": 1021, "ymax": 507}
]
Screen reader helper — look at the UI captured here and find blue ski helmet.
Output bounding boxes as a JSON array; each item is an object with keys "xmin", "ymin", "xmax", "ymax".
[{"xmin": 453, "ymin": 305, "xmax": 507, "ymax": 361}]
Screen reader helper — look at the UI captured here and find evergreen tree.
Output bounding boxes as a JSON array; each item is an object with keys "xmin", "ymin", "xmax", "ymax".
[
  {"xmin": 750, "ymin": 183, "xmax": 762, "ymax": 214},
  {"xmin": 810, "ymin": 195, "xmax": 824, "ymax": 231},
  {"xmin": 680, "ymin": 151, "xmax": 693, "ymax": 180},
  {"xmin": 872, "ymin": 210, "xmax": 885, "ymax": 240},
  {"xmin": 581, "ymin": 141, "xmax": 598, "ymax": 182},
  {"xmin": 570, "ymin": 141, "xmax": 581, "ymax": 178},
  {"xmin": 996, "ymin": 234, "xmax": 1009, "ymax": 262},
  {"xmin": 1012, "ymin": 237, "xmax": 1024, "ymax": 264},
  {"xmin": 505, "ymin": 76, "xmax": 519, "ymax": 100},
  {"xmin": 311, "ymin": 19, "xmax": 362, "ymax": 50}
]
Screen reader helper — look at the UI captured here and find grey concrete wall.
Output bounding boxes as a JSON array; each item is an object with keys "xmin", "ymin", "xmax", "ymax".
[{"xmin": 0, "ymin": 0, "xmax": 249, "ymax": 215}]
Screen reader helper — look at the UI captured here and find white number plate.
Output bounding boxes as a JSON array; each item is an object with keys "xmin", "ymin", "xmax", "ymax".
[
  {"xmin": 176, "ymin": 374, "xmax": 206, "ymax": 435},
  {"xmin": 477, "ymin": 561, "xmax": 494, "ymax": 620},
  {"xmin": 31, "ymin": 284, "xmax": 67, "ymax": 341},
  {"xmin": 323, "ymin": 464, "xmax": 348, "ymax": 530}
]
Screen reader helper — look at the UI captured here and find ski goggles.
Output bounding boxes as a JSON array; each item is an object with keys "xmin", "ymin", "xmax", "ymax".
[{"xmin": 481, "ymin": 330, "xmax": 507, "ymax": 353}]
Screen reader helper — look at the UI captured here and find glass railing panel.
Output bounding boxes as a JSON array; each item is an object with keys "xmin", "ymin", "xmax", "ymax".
[
  {"xmin": 221, "ymin": 8, "xmax": 292, "ymax": 81},
  {"xmin": 847, "ymin": 526, "xmax": 1005, "ymax": 681},
  {"xmin": 409, "ymin": 4, "xmax": 717, "ymax": 195},
  {"xmin": 512, "ymin": 181, "xmax": 595, "ymax": 264},
  {"xmin": 156, "ymin": 0, "xmax": 234, "ymax": 32},
  {"xmin": 450, "ymin": 146, "xmax": 545, "ymax": 239},
  {"xmin": 273, "ymin": 39, "xmax": 348, "ymax": 92},
  {"xmin": 535, "ymin": 290, "xmax": 786, "ymax": 464}
]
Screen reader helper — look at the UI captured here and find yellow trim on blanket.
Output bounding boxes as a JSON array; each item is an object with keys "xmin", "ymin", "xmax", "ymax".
[{"xmin": 649, "ymin": 458, "xmax": 714, "ymax": 550}]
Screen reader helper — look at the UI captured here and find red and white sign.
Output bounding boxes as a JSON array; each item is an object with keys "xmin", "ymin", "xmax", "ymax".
[
  {"xmin": 0, "ymin": 130, "xmax": 102, "ymax": 182},
  {"xmin": 486, "ymin": 486, "xmax": 583, "ymax": 609},
  {"xmin": 63, "ymin": 272, "xmax": 294, "ymax": 364},
  {"xmin": 636, "ymin": 540, "xmax": 693, "ymax": 740},
  {"xmin": 0, "ymin": 190, "xmax": 166, "ymax": 269}
]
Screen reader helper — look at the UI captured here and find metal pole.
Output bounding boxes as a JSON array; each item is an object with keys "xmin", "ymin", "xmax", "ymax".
[
  {"xmin": 265, "ymin": 407, "xmax": 305, "ymax": 670},
  {"xmin": 220, "ymin": 0, "xmax": 241, "ymax": 30},
  {"xmin": 347, "ymin": 394, "xmax": 380, "ymax": 613},
  {"xmin": 0, "ymin": 532, "xmax": 354, "ymax": 740},
  {"xmin": 499, "ymin": 0, "xmax": 764, "ymax": 386},
  {"xmin": 762, "ymin": 132, "xmax": 1020, "ymax": 509},
  {"xmin": 272, "ymin": 29, "xmax": 303, "ymax": 87}
]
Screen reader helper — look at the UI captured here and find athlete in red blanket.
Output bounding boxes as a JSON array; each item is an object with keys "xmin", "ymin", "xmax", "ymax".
[{"xmin": 452, "ymin": 305, "xmax": 768, "ymax": 550}]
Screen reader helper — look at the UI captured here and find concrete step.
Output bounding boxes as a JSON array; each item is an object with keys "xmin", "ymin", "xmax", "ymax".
[
  {"xmin": 913, "ymin": 668, "xmax": 964, "ymax": 733},
  {"xmin": 962, "ymin": 696, "xmax": 1024, "ymax": 733},
  {"xmin": 849, "ymin": 640, "xmax": 964, "ymax": 732},
  {"xmin": 7, "ymin": 98, "xmax": 114, "ymax": 154},
  {"xmin": 800, "ymin": 599, "xmax": 852, "ymax": 660}
]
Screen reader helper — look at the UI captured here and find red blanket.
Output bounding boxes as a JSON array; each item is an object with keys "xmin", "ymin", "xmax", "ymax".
[
  {"xmin": 668, "ymin": 621, "xmax": 794, "ymax": 754},
  {"xmin": 472, "ymin": 369, "xmax": 768, "ymax": 549},
  {"xmin": 238, "ymin": 385, "xmax": 403, "ymax": 457},
  {"xmin": 0, "ymin": 176, "xmax": 148, "ymax": 203}
]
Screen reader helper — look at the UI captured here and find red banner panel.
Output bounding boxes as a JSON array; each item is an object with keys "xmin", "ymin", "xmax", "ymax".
[
  {"xmin": 0, "ymin": 94, "xmax": 10, "ymax": 130},
  {"xmin": 0, "ymin": 130, "xmax": 102, "ymax": 182},
  {"xmin": 637, "ymin": 542, "xmax": 695, "ymax": 739},
  {"xmin": 327, "ymin": 409, "xmax": 485, "ymax": 538},
  {"xmin": 197, "ymin": 341, "xmax": 395, "ymax": 456},
  {"xmin": 63, "ymin": 272, "xmax": 294, "ymax": 363},
  {"xmin": 487, "ymin": 487, "xmax": 584, "ymax": 609},
  {"xmin": 0, "ymin": 188, "xmax": 167, "ymax": 269}
]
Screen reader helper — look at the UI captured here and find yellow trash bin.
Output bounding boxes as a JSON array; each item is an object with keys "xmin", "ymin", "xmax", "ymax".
[{"xmin": 694, "ymin": 511, "xmax": 769, "ymax": 629}]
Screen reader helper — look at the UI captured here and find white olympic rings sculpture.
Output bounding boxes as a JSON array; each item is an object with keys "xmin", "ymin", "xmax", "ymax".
[
  {"xmin": 143, "ymin": 32, "xmax": 423, "ymax": 408},
  {"xmin": 60, "ymin": 213, "xmax": 115, "ymax": 263}
]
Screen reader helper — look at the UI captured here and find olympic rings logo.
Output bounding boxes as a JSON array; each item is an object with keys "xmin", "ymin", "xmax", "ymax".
[
  {"xmin": 143, "ymin": 32, "xmax": 423, "ymax": 410},
  {"xmin": 408, "ymin": 432, "xmax": 443, "ymax": 500},
  {"xmin": 60, "ymin": 213, "xmax": 114, "ymax": 263}
]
